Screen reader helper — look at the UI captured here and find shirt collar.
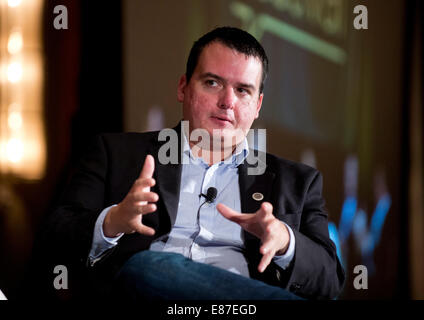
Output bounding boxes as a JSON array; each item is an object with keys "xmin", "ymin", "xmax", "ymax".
[{"xmin": 182, "ymin": 129, "xmax": 249, "ymax": 167}]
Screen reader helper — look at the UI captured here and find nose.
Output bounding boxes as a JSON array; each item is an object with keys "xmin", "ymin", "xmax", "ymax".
[{"xmin": 218, "ymin": 87, "xmax": 236, "ymax": 109}]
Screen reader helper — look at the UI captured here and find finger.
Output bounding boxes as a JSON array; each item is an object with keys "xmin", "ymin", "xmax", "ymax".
[
  {"xmin": 258, "ymin": 251, "xmax": 274, "ymax": 273},
  {"xmin": 216, "ymin": 203, "xmax": 250, "ymax": 224},
  {"xmin": 131, "ymin": 203, "xmax": 157, "ymax": 216},
  {"xmin": 257, "ymin": 202, "xmax": 273, "ymax": 218},
  {"xmin": 134, "ymin": 223, "xmax": 155, "ymax": 236},
  {"xmin": 139, "ymin": 154, "xmax": 155, "ymax": 179},
  {"xmin": 260, "ymin": 237, "xmax": 274, "ymax": 255},
  {"xmin": 137, "ymin": 203, "xmax": 157, "ymax": 215},
  {"xmin": 133, "ymin": 177, "xmax": 156, "ymax": 189},
  {"xmin": 133, "ymin": 191, "xmax": 159, "ymax": 203}
]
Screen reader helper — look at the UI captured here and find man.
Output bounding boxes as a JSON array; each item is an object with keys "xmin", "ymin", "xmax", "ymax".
[{"xmin": 44, "ymin": 27, "xmax": 344, "ymax": 300}]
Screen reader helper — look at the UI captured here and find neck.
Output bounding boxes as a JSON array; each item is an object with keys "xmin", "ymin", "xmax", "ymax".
[{"xmin": 189, "ymin": 142, "xmax": 236, "ymax": 166}]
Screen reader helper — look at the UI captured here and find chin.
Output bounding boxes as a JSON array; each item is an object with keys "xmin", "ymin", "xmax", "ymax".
[{"xmin": 211, "ymin": 132, "xmax": 240, "ymax": 148}]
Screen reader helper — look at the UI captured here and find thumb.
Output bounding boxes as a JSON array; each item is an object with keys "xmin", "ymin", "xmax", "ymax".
[
  {"xmin": 257, "ymin": 202, "xmax": 273, "ymax": 218},
  {"xmin": 139, "ymin": 154, "xmax": 155, "ymax": 179}
]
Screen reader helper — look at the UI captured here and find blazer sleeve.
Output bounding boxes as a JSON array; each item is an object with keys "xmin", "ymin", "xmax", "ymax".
[
  {"xmin": 282, "ymin": 171, "xmax": 345, "ymax": 299},
  {"xmin": 42, "ymin": 134, "xmax": 109, "ymax": 269}
]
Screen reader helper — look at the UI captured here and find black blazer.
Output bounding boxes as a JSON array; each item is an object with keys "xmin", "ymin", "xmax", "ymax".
[{"xmin": 42, "ymin": 125, "xmax": 345, "ymax": 300}]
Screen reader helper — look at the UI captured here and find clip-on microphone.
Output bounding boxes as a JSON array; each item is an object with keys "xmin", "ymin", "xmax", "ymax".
[{"xmin": 199, "ymin": 187, "xmax": 218, "ymax": 203}]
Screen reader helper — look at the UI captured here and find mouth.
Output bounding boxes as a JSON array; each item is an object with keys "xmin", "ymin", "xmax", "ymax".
[{"xmin": 211, "ymin": 115, "xmax": 233, "ymax": 124}]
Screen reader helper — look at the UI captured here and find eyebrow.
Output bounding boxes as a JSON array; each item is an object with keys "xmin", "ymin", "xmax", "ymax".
[{"xmin": 200, "ymin": 72, "xmax": 257, "ymax": 91}]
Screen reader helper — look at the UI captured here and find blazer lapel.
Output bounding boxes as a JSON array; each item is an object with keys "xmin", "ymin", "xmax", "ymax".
[
  {"xmin": 238, "ymin": 154, "xmax": 275, "ymax": 241},
  {"xmin": 148, "ymin": 123, "xmax": 183, "ymax": 227},
  {"xmin": 155, "ymin": 160, "xmax": 181, "ymax": 227}
]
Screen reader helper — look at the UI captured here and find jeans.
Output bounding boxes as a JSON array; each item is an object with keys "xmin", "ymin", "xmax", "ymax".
[{"xmin": 114, "ymin": 250, "xmax": 303, "ymax": 300}]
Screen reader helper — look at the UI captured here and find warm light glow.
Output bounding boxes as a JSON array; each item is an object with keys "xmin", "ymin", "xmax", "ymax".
[
  {"xmin": 8, "ymin": 111, "xmax": 23, "ymax": 130},
  {"xmin": 0, "ymin": 0, "xmax": 45, "ymax": 180},
  {"xmin": 7, "ymin": 62, "xmax": 23, "ymax": 83},
  {"xmin": 8, "ymin": 0, "xmax": 22, "ymax": 8},
  {"xmin": 7, "ymin": 32, "xmax": 23, "ymax": 54},
  {"xmin": 6, "ymin": 138, "xmax": 24, "ymax": 163}
]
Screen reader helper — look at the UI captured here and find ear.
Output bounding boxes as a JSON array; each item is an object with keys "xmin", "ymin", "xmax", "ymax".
[
  {"xmin": 254, "ymin": 93, "xmax": 264, "ymax": 119},
  {"xmin": 177, "ymin": 74, "xmax": 187, "ymax": 103}
]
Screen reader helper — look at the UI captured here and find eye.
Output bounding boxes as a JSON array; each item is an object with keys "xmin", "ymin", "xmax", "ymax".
[
  {"xmin": 205, "ymin": 79, "xmax": 218, "ymax": 87},
  {"xmin": 237, "ymin": 87, "xmax": 251, "ymax": 96}
]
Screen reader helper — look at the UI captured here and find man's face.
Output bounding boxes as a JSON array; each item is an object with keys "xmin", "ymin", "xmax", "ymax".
[{"xmin": 177, "ymin": 41, "xmax": 263, "ymax": 149}]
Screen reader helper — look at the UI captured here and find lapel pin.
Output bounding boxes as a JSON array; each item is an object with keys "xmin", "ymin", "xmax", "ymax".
[{"xmin": 252, "ymin": 192, "xmax": 264, "ymax": 201}]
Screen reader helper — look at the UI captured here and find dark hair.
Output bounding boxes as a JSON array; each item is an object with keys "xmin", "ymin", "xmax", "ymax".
[{"xmin": 185, "ymin": 26, "xmax": 269, "ymax": 93}]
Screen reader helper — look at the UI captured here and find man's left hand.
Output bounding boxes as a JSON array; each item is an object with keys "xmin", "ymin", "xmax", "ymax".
[{"xmin": 216, "ymin": 202, "xmax": 290, "ymax": 273}]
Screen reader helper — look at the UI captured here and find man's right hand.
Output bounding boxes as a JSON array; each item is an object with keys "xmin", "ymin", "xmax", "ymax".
[{"xmin": 103, "ymin": 154, "xmax": 158, "ymax": 238}]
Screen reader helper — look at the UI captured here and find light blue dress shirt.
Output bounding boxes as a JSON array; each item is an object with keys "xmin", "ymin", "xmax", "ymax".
[{"xmin": 89, "ymin": 132, "xmax": 295, "ymax": 276}]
